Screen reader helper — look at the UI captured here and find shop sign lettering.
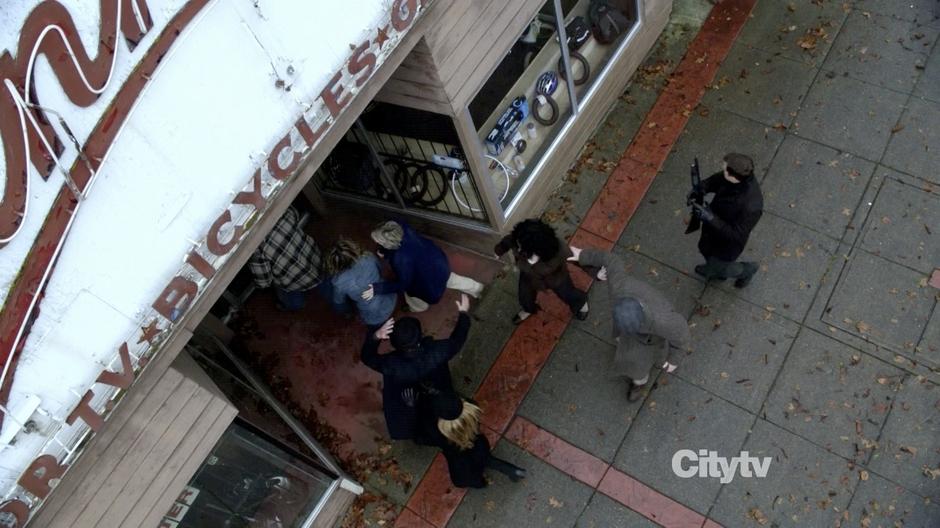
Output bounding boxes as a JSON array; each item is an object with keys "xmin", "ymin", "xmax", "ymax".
[{"xmin": 0, "ymin": 0, "xmax": 426, "ymax": 524}]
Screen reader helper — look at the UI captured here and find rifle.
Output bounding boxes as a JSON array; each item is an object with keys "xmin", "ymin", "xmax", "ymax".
[{"xmin": 685, "ymin": 158, "xmax": 703, "ymax": 234}]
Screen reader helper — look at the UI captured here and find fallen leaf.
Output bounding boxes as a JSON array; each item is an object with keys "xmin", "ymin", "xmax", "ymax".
[
  {"xmin": 860, "ymin": 470, "xmax": 869, "ymax": 481},
  {"xmin": 891, "ymin": 124, "xmax": 905, "ymax": 134},
  {"xmin": 548, "ymin": 497, "xmax": 563, "ymax": 508},
  {"xmin": 748, "ymin": 508, "xmax": 769, "ymax": 525}
]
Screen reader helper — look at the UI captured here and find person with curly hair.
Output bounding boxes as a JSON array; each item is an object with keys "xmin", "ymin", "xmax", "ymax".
[{"xmin": 494, "ymin": 219, "xmax": 588, "ymax": 324}]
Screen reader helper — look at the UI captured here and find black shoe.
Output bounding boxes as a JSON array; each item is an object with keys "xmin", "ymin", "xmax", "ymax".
[
  {"xmin": 509, "ymin": 467, "xmax": 526, "ymax": 482},
  {"xmin": 627, "ymin": 383, "xmax": 645, "ymax": 403},
  {"xmin": 574, "ymin": 307, "xmax": 589, "ymax": 321},
  {"xmin": 694, "ymin": 265, "xmax": 727, "ymax": 281},
  {"xmin": 734, "ymin": 262, "xmax": 759, "ymax": 289}
]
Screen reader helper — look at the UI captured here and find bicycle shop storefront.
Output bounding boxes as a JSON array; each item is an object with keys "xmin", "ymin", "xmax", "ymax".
[
  {"xmin": 0, "ymin": 0, "xmax": 671, "ymax": 526},
  {"xmin": 309, "ymin": 0, "xmax": 671, "ymax": 251}
]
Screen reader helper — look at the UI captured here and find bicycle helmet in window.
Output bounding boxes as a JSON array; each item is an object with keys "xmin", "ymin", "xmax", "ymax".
[{"xmin": 536, "ymin": 71, "xmax": 558, "ymax": 96}]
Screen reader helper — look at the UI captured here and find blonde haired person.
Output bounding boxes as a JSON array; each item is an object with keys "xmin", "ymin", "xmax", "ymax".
[
  {"xmin": 324, "ymin": 238, "xmax": 395, "ymax": 329},
  {"xmin": 363, "ymin": 220, "xmax": 483, "ymax": 312},
  {"xmin": 415, "ymin": 390, "xmax": 525, "ymax": 488}
]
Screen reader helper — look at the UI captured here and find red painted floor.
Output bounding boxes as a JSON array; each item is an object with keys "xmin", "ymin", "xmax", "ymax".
[{"xmin": 237, "ymin": 211, "xmax": 502, "ymax": 462}]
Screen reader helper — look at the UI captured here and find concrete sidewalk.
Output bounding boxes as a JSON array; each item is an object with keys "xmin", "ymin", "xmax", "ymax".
[{"xmin": 244, "ymin": 0, "xmax": 940, "ymax": 526}]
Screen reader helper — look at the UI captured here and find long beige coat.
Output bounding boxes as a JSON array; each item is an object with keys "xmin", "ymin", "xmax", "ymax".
[{"xmin": 579, "ymin": 249, "xmax": 691, "ymax": 381}]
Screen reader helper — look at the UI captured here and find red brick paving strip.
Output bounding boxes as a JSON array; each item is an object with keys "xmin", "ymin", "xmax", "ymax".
[
  {"xmin": 598, "ymin": 468, "xmax": 707, "ymax": 528},
  {"xmin": 504, "ymin": 417, "xmax": 608, "ymax": 487},
  {"xmin": 395, "ymin": 0, "xmax": 755, "ymax": 526}
]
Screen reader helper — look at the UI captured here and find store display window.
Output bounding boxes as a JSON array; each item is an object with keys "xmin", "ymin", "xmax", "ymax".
[
  {"xmin": 162, "ymin": 421, "xmax": 334, "ymax": 528},
  {"xmin": 469, "ymin": 0, "xmax": 575, "ymax": 208},
  {"xmin": 561, "ymin": 0, "xmax": 639, "ymax": 100},
  {"xmin": 314, "ymin": 103, "xmax": 490, "ymax": 222}
]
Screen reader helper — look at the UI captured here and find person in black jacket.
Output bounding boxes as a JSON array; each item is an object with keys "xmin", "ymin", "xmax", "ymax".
[
  {"xmin": 689, "ymin": 153, "xmax": 763, "ymax": 288},
  {"xmin": 361, "ymin": 294, "xmax": 471, "ymax": 440},
  {"xmin": 414, "ymin": 390, "xmax": 525, "ymax": 488}
]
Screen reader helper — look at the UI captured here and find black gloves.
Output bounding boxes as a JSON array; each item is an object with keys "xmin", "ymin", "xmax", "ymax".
[{"xmin": 691, "ymin": 203, "xmax": 715, "ymax": 223}]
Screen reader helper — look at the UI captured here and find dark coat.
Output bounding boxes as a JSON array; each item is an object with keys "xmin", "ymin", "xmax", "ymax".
[
  {"xmin": 374, "ymin": 222, "xmax": 451, "ymax": 304},
  {"xmin": 360, "ymin": 313, "xmax": 470, "ymax": 439},
  {"xmin": 494, "ymin": 234, "xmax": 573, "ymax": 291},
  {"xmin": 414, "ymin": 395, "xmax": 490, "ymax": 489},
  {"xmin": 698, "ymin": 172, "xmax": 763, "ymax": 262}
]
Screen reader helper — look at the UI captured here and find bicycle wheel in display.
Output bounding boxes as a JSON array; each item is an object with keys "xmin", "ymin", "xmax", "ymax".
[
  {"xmin": 411, "ymin": 165, "xmax": 449, "ymax": 207},
  {"xmin": 392, "ymin": 162, "xmax": 430, "ymax": 205}
]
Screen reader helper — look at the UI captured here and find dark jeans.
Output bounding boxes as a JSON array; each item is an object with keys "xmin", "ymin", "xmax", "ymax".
[
  {"xmin": 699, "ymin": 256, "xmax": 752, "ymax": 280},
  {"xmin": 276, "ymin": 281, "xmax": 332, "ymax": 311},
  {"xmin": 518, "ymin": 273, "xmax": 587, "ymax": 315}
]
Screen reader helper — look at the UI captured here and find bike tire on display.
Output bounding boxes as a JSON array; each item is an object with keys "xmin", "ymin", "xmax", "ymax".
[
  {"xmin": 557, "ymin": 51, "xmax": 590, "ymax": 86},
  {"xmin": 393, "ymin": 162, "xmax": 430, "ymax": 205},
  {"xmin": 411, "ymin": 165, "xmax": 449, "ymax": 207}
]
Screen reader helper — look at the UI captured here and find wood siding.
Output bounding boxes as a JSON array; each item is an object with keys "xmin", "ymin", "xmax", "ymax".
[
  {"xmin": 29, "ymin": 352, "xmax": 237, "ymax": 528},
  {"xmin": 374, "ymin": 37, "xmax": 453, "ymax": 115}
]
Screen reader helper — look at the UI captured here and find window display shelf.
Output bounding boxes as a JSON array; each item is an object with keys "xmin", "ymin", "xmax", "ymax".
[{"xmin": 469, "ymin": 0, "xmax": 638, "ymax": 212}]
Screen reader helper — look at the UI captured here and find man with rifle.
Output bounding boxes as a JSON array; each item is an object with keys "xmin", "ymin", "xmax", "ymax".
[{"xmin": 685, "ymin": 153, "xmax": 763, "ymax": 288}]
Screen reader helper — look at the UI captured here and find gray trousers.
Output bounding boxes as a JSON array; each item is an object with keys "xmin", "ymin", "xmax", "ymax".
[{"xmin": 700, "ymin": 256, "xmax": 750, "ymax": 280}]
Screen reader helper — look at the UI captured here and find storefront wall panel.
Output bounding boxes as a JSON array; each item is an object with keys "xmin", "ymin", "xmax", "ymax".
[{"xmin": 28, "ymin": 352, "xmax": 237, "ymax": 528}]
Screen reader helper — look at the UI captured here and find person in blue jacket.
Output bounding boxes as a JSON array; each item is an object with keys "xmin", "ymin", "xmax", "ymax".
[
  {"xmin": 362, "ymin": 220, "xmax": 483, "ymax": 312},
  {"xmin": 324, "ymin": 238, "xmax": 396, "ymax": 329}
]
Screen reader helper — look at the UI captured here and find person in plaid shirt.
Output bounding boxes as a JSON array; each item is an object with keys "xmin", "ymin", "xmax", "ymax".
[{"xmin": 249, "ymin": 206, "xmax": 322, "ymax": 311}]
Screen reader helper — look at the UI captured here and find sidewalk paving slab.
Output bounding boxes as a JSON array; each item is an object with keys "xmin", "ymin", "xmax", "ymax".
[
  {"xmin": 882, "ymin": 97, "xmax": 940, "ymax": 185},
  {"xmin": 822, "ymin": 9, "xmax": 936, "ymax": 93},
  {"xmin": 571, "ymin": 245, "xmax": 705, "ymax": 346},
  {"xmin": 823, "ymin": 250, "xmax": 935, "ymax": 353},
  {"xmin": 447, "ymin": 442, "xmax": 594, "ymax": 528},
  {"xmin": 846, "ymin": 470, "xmax": 940, "ymax": 527},
  {"xmin": 709, "ymin": 418, "xmax": 858, "ymax": 528},
  {"xmin": 518, "ymin": 327, "xmax": 638, "ymax": 462},
  {"xmin": 678, "ymin": 287, "xmax": 799, "ymax": 414},
  {"xmin": 913, "ymin": 43, "xmax": 940, "ymax": 102},
  {"xmin": 575, "ymin": 493, "xmax": 659, "ymax": 528},
  {"xmin": 761, "ymin": 134, "xmax": 876, "ymax": 240},
  {"xmin": 867, "ymin": 375, "xmax": 940, "ymax": 501},
  {"xmin": 613, "ymin": 375, "xmax": 754, "ymax": 515},
  {"xmin": 852, "ymin": 0, "xmax": 940, "ymax": 23},
  {"xmin": 736, "ymin": 0, "xmax": 848, "ymax": 66},
  {"xmin": 700, "ymin": 44, "xmax": 818, "ymax": 127},
  {"xmin": 450, "ymin": 286, "xmax": 523, "ymax": 396},
  {"xmin": 919, "ymin": 307, "xmax": 940, "ymax": 365},
  {"xmin": 791, "ymin": 72, "xmax": 908, "ymax": 161},
  {"xmin": 712, "ymin": 212, "xmax": 838, "ymax": 322},
  {"xmin": 761, "ymin": 329, "xmax": 903, "ymax": 462}
]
